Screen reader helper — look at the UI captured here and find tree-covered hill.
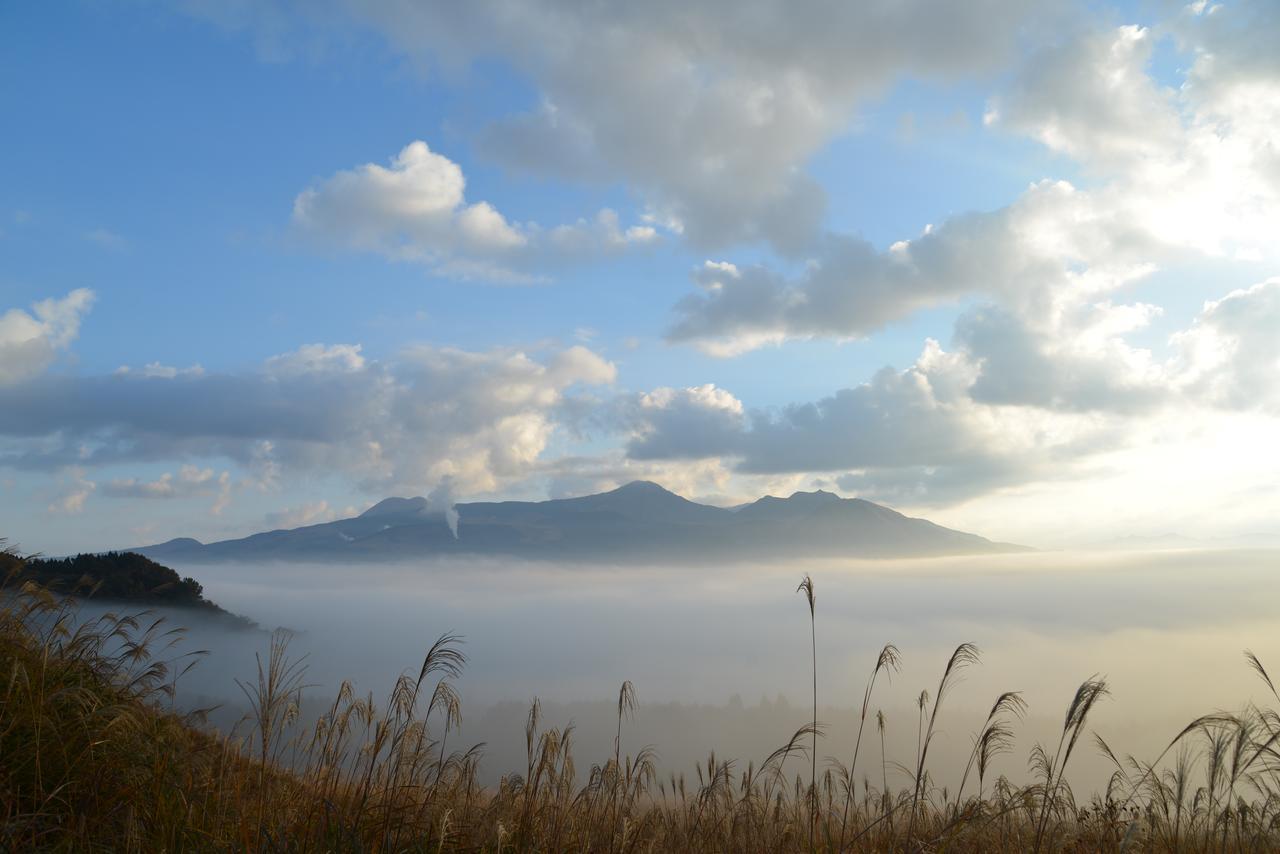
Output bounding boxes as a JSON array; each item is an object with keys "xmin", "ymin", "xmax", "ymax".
[{"xmin": 1, "ymin": 545, "xmax": 251, "ymax": 626}]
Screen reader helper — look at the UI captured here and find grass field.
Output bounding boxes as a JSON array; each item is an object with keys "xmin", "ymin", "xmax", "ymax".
[{"xmin": 3, "ymin": 551, "xmax": 1279, "ymax": 852}]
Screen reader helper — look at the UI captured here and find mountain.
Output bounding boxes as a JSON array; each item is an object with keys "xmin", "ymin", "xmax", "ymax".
[{"xmin": 137, "ymin": 481, "xmax": 1028, "ymax": 563}]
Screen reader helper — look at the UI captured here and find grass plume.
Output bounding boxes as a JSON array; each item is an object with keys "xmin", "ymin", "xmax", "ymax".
[{"xmin": 4, "ymin": 545, "xmax": 1280, "ymax": 851}]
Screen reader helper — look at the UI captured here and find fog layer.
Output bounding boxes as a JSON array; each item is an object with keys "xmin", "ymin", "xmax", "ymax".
[{"xmin": 138, "ymin": 549, "xmax": 1280, "ymax": 791}]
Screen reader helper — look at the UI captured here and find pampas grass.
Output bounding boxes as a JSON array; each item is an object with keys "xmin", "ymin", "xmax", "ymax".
[
  {"xmin": 796, "ymin": 573, "xmax": 818, "ymax": 850},
  {"xmin": 6, "ymin": 545, "xmax": 1280, "ymax": 851}
]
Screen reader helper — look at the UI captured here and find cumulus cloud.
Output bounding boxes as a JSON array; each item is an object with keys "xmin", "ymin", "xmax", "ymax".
[
  {"xmin": 953, "ymin": 301, "xmax": 1168, "ymax": 413},
  {"xmin": 263, "ymin": 342, "xmax": 366, "ymax": 377},
  {"xmin": 1172, "ymin": 278, "xmax": 1280, "ymax": 412},
  {"xmin": 664, "ymin": 14, "xmax": 1280, "ymax": 446},
  {"xmin": 987, "ymin": 25, "xmax": 1182, "ymax": 171},
  {"xmin": 20, "ymin": 2, "xmax": 1280, "ymax": 520},
  {"xmin": 0, "ymin": 341, "xmax": 617, "ymax": 499},
  {"xmin": 627, "ymin": 267, "xmax": 1280, "ymax": 504},
  {"xmin": 102, "ymin": 465, "xmax": 232, "ymax": 516},
  {"xmin": 536, "ymin": 453, "xmax": 746, "ymax": 508},
  {"xmin": 294, "ymin": 141, "xmax": 662, "ymax": 279},
  {"xmin": 451, "ymin": 0, "xmax": 1061, "ymax": 250},
  {"xmin": 1168, "ymin": 0, "xmax": 1280, "ymax": 202},
  {"xmin": 668, "ymin": 180, "xmax": 1159, "ymax": 355},
  {"xmin": 617, "ymin": 338, "xmax": 1127, "ymax": 504},
  {"xmin": 625, "ymin": 385, "xmax": 746, "ymax": 460},
  {"xmin": 47, "ymin": 468, "xmax": 95, "ymax": 515},
  {"xmin": 986, "ymin": 18, "xmax": 1280, "ymax": 257},
  {"xmin": 0, "ymin": 289, "xmax": 95, "ymax": 385},
  {"xmin": 294, "ymin": 141, "xmax": 525, "ymax": 256},
  {"xmin": 206, "ymin": 0, "xmax": 1061, "ymax": 252}
]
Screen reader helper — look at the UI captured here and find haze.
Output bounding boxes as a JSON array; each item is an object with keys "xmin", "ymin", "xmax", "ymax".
[{"xmin": 127, "ymin": 548, "xmax": 1279, "ymax": 792}]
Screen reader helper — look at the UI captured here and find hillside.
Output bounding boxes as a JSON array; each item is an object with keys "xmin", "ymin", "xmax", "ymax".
[
  {"xmin": 0, "ymin": 557, "xmax": 1272, "ymax": 851},
  {"xmin": 138, "ymin": 481, "xmax": 1027, "ymax": 563},
  {"xmin": 1, "ymin": 547, "xmax": 252, "ymax": 626}
]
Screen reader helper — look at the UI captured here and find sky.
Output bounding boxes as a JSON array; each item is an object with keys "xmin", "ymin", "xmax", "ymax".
[{"xmin": 2, "ymin": 0, "xmax": 1279, "ymax": 554}]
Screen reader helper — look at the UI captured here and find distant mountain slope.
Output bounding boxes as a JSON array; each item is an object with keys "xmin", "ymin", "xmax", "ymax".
[{"xmin": 137, "ymin": 481, "xmax": 1028, "ymax": 563}]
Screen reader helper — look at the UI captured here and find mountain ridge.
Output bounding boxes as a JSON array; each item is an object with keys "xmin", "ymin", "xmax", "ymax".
[{"xmin": 137, "ymin": 480, "xmax": 1030, "ymax": 563}]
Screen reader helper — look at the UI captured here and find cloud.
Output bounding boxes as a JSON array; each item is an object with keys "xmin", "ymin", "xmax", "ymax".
[
  {"xmin": 1171, "ymin": 0, "xmax": 1280, "ymax": 190},
  {"xmin": 625, "ymin": 385, "xmax": 746, "ymax": 460},
  {"xmin": 986, "ymin": 20, "xmax": 1280, "ymax": 257},
  {"xmin": 536, "ymin": 453, "xmax": 745, "ymax": 508},
  {"xmin": 263, "ymin": 342, "xmax": 365, "ymax": 376},
  {"xmin": 654, "ymin": 15, "xmax": 1280, "ymax": 478},
  {"xmin": 202, "ymin": 0, "xmax": 1061, "ymax": 252},
  {"xmin": 987, "ymin": 25, "xmax": 1181, "ymax": 171},
  {"xmin": 0, "ymin": 341, "xmax": 617, "ymax": 499},
  {"xmin": 102, "ymin": 465, "xmax": 231, "ymax": 507},
  {"xmin": 449, "ymin": 0, "xmax": 1061, "ymax": 250},
  {"xmin": 0, "ymin": 289, "xmax": 95, "ymax": 385},
  {"xmin": 624, "ymin": 271, "xmax": 1280, "ymax": 504},
  {"xmin": 615, "ymin": 338, "xmax": 1123, "ymax": 504},
  {"xmin": 264, "ymin": 500, "xmax": 345, "ymax": 530},
  {"xmin": 665, "ymin": 13, "xmax": 1280, "ymax": 420},
  {"xmin": 47, "ymin": 468, "xmax": 95, "ymax": 515},
  {"xmin": 293, "ymin": 141, "xmax": 661, "ymax": 279},
  {"xmin": 953, "ymin": 301, "xmax": 1168, "ymax": 413},
  {"xmin": 293, "ymin": 140, "xmax": 525, "ymax": 256},
  {"xmin": 667, "ymin": 180, "xmax": 1160, "ymax": 355},
  {"xmin": 114, "ymin": 362, "xmax": 206, "ymax": 379},
  {"xmin": 1172, "ymin": 278, "xmax": 1280, "ymax": 412}
]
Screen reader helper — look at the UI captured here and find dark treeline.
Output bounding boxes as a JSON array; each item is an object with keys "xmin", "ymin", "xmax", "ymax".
[{"xmin": 0, "ymin": 544, "xmax": 251, "ymax": 626}]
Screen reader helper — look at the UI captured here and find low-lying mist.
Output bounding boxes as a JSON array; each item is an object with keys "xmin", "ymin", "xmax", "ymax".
[{"xmin": 122, "ymin": 548, "xmax": 1280, "ymax": 793}]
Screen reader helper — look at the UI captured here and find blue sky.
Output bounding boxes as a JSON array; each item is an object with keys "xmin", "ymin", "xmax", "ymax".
[{"xmin": 3, "ymin": 0, "xmax": 1279, "ymax": 553}]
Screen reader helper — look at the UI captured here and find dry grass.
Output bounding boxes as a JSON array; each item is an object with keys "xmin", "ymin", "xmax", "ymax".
[{"xmin": 3, "ymin": 549, "xmax": 1280, "ymax": 851}]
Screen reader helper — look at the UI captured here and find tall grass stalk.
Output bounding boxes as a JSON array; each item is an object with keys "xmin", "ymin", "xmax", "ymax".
[
  {"xmin": 837, "ymin": 643, "xmax": 900, "ymax": 849},
  {"xmin": 8, "ymin": 541, "xmax": 1280, "ymax": 851},
  {"xmin": 907, "ymin": 643, "xmax": 981, "ymax": 845},
  {"xmin": 796, "ymin": 573, "xmax": 817, "ymax": 851}
]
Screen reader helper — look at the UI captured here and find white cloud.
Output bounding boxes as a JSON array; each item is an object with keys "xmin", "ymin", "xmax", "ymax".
[
  {"xmin": 625, "ymin": 271, "xmax": 1280, "ymax": 505},
  {"xmin": 18, "ymin": 1, "xmax": 1280, "ymax": 530},
  {"xmin": 989, "ymin": 25, "xmax": 1181, "ymax": 171},
  {"xmin": 626, "ymin": 385, "xmax": 747, "ymax": 460},
  {"xmin": 546, "ymin": 209, "xmax": 659, "ymax": 253},
  {"xmin": 988, "ymin": 20, "xmax": 1280, "ymax": 258},
  {"xmin": 0, "ymin": 341, "xmax": 617, "ymax": 498},
  {"xmin": 668, "ymin": 179, "xmax": 1161, "ymax": 355},
  {"xmin": 199, "ymin": 0, "xmax": 1060, "ymax": 252},
  {"xmin": 263, "ymin": 342, "xmax": 366, "ymax": 377},
  {"xmin": 618, "ymin": 341, "xmax": 1025, "ymax": 488},
  {"xmin": 438, "ymin": 0, "xmax": 1061, "ymax": 250},
  {"xmin": 264, "ymin": 500, "xmax": 342, "ymax": 530},
  {"xmin": 47, "ymin": 468, "xmax": 95, "ymax": 515},
  {"xmin": 113, "ymin": 362, "xmax": 207, "ymax": 379},
  {"xmin": 1172, "ymin": 278, "xmax": 1280, "ymax": 411},
  {"xmin": 664, "ymin": 15, "xmax": 1280, "ymax": 448},
  {"xmin": 293, "ymin": 141, "xmax": 663, "ymax": 278},
  {"xmin": 103, "ymin": 464, "xmax": 230, "ymax": 502},
  {"xmin": 0, "ymin": 290, "xmax": 95, "ymax": 385},
  {"xmin": 293, "ymin": 140, "xmax": 525, "ymax": 258}
]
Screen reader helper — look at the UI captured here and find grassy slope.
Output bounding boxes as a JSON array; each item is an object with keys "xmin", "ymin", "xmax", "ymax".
[{"xmin": 2, "ymin": 546, "xmax": 1278, "ymax": 851}]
